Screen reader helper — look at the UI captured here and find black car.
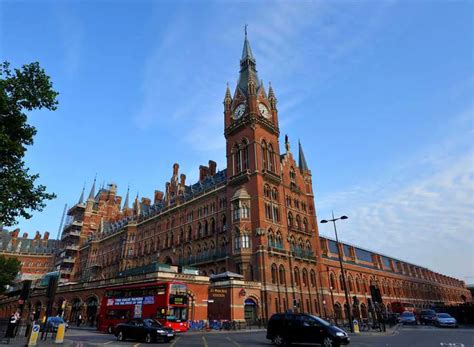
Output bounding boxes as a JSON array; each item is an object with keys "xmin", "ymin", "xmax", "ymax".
[
  {"xmin": 114, "ymin": 318, "xmax": 174, "ymax": 343},
  {"xmin": 418, "ymin": 309, "xmax": 437, "ymax": 325},
  {"xmin": 266, "ymin": 313, "xmax": 350, "ymax": 347}
]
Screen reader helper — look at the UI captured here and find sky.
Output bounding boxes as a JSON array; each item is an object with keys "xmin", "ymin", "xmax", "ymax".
[{"xmin": 1, "ymin": 0, "xmax": 473, "ymax": 283}]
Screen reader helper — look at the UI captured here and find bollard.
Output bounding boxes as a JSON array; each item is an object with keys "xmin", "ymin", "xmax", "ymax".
[
  {"xmin": 55, "ymin": 323, "xmax": 65, "ymax": 344},
  {"xmin": 352, "ymin": 319, "xmax": 360, "ymax": 334},
  {"xmin": 27, "ymin": 324, "xmax": 40, "ymax": 346}
]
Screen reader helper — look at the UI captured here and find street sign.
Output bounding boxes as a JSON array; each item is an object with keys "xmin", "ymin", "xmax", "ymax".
[{"xmin": 28, "ymin": 324, "xmax": 40, "ymax": 346}]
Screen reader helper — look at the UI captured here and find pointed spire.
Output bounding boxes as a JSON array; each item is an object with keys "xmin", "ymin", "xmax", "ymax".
[
  {"xmin": 298, "ymin": 140, "xmax": 309, "ymax": 172},
  {"xmin": 241, "ymin": 24, "xmax": 255, "ymax": 61},
  {"xmin": 88, "ymin": 175, "xmax": 97, "ymax": 200},
  {"xmin": 268, "ymin": 82, "xmax": 277, "ymax": 109},
  {"xmin": 237, "ymin": 26, "xmax": 260, "ymax": 96},
  {"xmin": 122, "ymin": 186, "xmax": 130, "ymax": 211},
  {"xmin": 224, "ymin": 82, "xmax": 232, "ymax": 104},
  {"xmin": 78, "ymin": 183, "xmax": 86, "ymax": 204}
]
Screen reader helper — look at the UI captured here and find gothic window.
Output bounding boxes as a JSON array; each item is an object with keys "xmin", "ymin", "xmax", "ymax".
[
  {"xmin": 271, "ymin": 263, "xmax": 277, "ymax": 284},
  {"xmin": 348, "ymin": 276, "xmax": 354, "ymax": 292},
  {"xmin": 287, "ymin": 212, "xmax": 293, "ymax": 227},
  {"xmin": 339, "ymin": 275, "xmax": 344, "ymax": 291},
  {"xmin": 264, "ymin": 184, "xmax": 271, "ymax": 199},
  {"xmin": 170, "ymin": 233, "xmax": 174, "ymax": 246},
  {"xmin": 204, "ymin": 220, "xmax": 209, "ymax": 235},
  {"xmin": 242, "ymin": 234, "xmax": 250, "ymax": 248},
  {"xmin": 296, "ymin": 215, "xmax": 302, "ymax": 230},
  {"xmin": 289, "ymin": 236, "xmax": 296, "ymax": 252},
  {"xmin": 276, "ymin": 232, "xmax": 283, "ymax": 249},
  {"xmin": 271, "ymin": 187, "xmax": 278, "ymax": 201},
  {"xmin": 310, "ymin": 270, "xmax": 316, "ymax": 287},
  {"xmin": 242, "ymin": 139, "xmax": 250, "ymax": 170},
  {"xmin": 197, "ymin": 222, "xmax": 202, "ymax": 238},
  {"xmin": 234, "ymin": 145, "xmax": 242, "ymax": 174},
  {"xmin": 187, "ymin": 226, "xmax": 192, "ymax": 241},
  {"xmin": 294, "ymin": 267, "xmax": 300, "ymax": 286},
  {"xmin": 302, "ymin": 269, "xmax": 308, "ymax": 287},
  {"xmin": 303, "ymin": 218, "xmax": 308, "ymax": 232},
  {"xmin": 268, "ymin": 232, "xmax": 274, "ymax": 247},
  {"xmin": 330, "ymin": 273, "xmax": 336, "ymax": 290},
  {"xmin": 265, "ymin": 203, "xmax": 272, "ymax": 220},
  {"xmin": 290, "ymin": 167, "xmax": 296, "ymax": 182},
  {"xmin": 234, "ymin": 232, "xmax": 241, "ymax": 250},
  {"xmin": 279, "ymin": 265, "xmax": 286, "ymax": 285},
  {"xmin": 261, "ymin": 140, "xmax": 268, "ymax": 170},
  {"xmin": 272, "ymin": 205, "xmax": 279, "ymax": 223},
  {"xmin": 210, "ymin": 218, "xmax": 216, "ymax": 233},
  {"xmin": 268, "ymin": 144, "xmax": 275, "ymax": 172}
]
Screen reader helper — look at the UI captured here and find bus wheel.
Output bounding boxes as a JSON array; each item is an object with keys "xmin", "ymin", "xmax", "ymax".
[
  {"xmin": 117, "ymin": 331, "xmax": 124, "ymax": 341},
  {"xmin": 145, "ymin": 333, "xmax": 152, "ymax": 343}
]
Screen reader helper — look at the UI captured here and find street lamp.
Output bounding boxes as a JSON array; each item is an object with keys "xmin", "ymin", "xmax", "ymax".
[{"xmin": 320, "ymin": 212, "xmax": 353, "ymax": 332}]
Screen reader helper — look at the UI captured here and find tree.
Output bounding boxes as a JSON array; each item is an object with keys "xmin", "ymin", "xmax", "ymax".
[
  {"xmin": 0, "ymin": 255, "xmax": 21, "ymax": 293},
  {"xmin": 0, "ymin": 61, "xmax": 59, "ymax": 226}
]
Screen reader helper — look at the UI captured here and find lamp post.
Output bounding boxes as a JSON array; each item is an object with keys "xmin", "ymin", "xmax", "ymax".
[{"xmin": 320, "ymin": 212, "xmax": 353, "ymax": 332}]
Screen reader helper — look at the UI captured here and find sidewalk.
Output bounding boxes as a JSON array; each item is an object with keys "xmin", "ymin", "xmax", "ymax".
[{"xmin": 348, "ymin": 323, "xmax": 400, "ymax": 337}]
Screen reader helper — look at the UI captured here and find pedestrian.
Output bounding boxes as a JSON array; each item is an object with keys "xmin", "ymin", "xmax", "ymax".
[
  {"xmin": 77, "ymin": 314, "xmax": 82, "ymax": 327},
  {"xmin": 5, "ymin": 311, "xmax": 19, "ymax": 340}
]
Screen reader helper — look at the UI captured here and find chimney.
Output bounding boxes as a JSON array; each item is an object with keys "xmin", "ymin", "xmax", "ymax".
[
  {"xmin": 154, "ymin": 190, "xmax": 164, "ymax": 203},
  {"xmin": 43, "ymin": 231, "xmax": 50, "ymax": 240},
  {"xmin": 199, "ymin": 166, "xmax": 209, "ymax": 181},
  {"xmin": 34, "ymin": 231, "xmax": 41, "ymax": 240},
  {"xmin": 180, "ymin": 174, "xmax": 186, "ymax": 186},
  {"xmin": 173, "ymin": 163, "xmax": 179, "ymax": 176},
  {"xmin": 116, "ymin": 196, "xmax": 122, "ymax": 207},
  {"xmin": 141, "ymin": 198, "xmax": 151, "ymax": 206},
  {"xmin": 22, "ymin": 232, "xmax": 28, "ymax": 239},
  {"xmin": 208, "ymin": 160, "xmax": 217, "ymax": 176}
]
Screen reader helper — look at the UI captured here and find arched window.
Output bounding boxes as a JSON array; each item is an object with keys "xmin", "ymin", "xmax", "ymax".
[
  {"xmin": 242, "ymin": 234, "xmax": 250, "ymax": 248},
  {"xmin": 296, "ymin": 215, "xmax": 301, "ymax": 230},
  {"xmin": 339, "ymin": 274, "xmax": 344, "ymax": 291},
  {"xmin": 268, "ymin": 144, "xmax": 275, "ymax": 172},
  {"xmin": 310, "ymin": 270, "xmax": 316, "ymax": 287},
  {"xmin": 302, "ymin": 269, "xmax": 309, "ymax": 287},
  {"xmin": 187, "ymin": 226, "xmax": 192, "ymax": 241},
  {"xmin": 271, "ymin": 187, "xmax": 278, "ymax": 201},
  {"xmin": 234, "ymin": 233, "xmax": 241, "ymax": 250},
  {"xmin": 261, "ymin": 140, "xmax": 268, "ymax": 170},
  {"xmin": 264, "ymin": 184, "xmax": 271, "ymax": 199},
  {"xmin": 290, "ymin": 167, "xmax": 296, "ymax": 182},
  {"xmin": 234, "ymin": 144, "xmax": 242, "ymax": 173},
  {"xmin": 179, "ymin": 228, "xmax": 184, "ymax": 243},
  {"xmin": 303, "ymin": 218, "xmax": 308, "ymax": 232},
  {"xmin": 276, "ymin": 232, "xmax": 283, "ymax": 249},
  {"xmin": 279, "ymin": 265, "xmax": 286, "ymax": 285},
  {"xmin": 271, "ymin": 264, "xmax": 277, "ymax": 284},
  {"xmin": 197, "ymin": 222, "xmax": 202, "ymax": 238},
  {"xmin": 210, "ymin": 218, "xmax": 215, "ymax": 233},
  {"xmin": 294, "ymin": 267, "xmax": 300, "ymax": 286},
  {"xmin": 348, "ymin": 276, "xmax": 354, "ymax": 292},
  {"xmin": 204, "ymin": 220, "xmax": 209, "ymax": 235},
  {"xmin": 221, "ymin": 214, "xmax": 227, "ymax": 231},
  {"xmin": 268, "ymin": 232, "xmax": 274, "ymax": 247},
  {"xmin": 287, "ymin": 212, "xmax": 293, "ymax": 227},
  {"xmin": 242, "ymin": 139, "xmax": 250, "ymax": 170}
]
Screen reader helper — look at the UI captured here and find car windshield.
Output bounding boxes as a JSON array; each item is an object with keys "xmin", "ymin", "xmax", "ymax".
[
  {"xmin": 144, "ymin": 319, "xmax": 163, "ymax": 327},
  {"xmin": 437, "ymin": 314, "xmax": 451, "ymax": 318},
  {"xmin": 309, "ymin": 315, "xmax": 331, "ymax": 327},
  {"xmin": 402, "ymin": 312, "xmax": 414, "ymax": 317}
]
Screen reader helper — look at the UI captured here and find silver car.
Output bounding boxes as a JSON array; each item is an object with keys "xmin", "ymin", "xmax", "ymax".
[
  {"xmin": 435, "ymin": 313, "xmax": 458, "ymax": 328},
  {"xmin": 400, "ymin": 311, "xmax": 417, "ymax": 325}
]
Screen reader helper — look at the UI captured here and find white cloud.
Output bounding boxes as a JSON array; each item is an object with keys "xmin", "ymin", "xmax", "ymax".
[{"xmin": 317, "ymin": 108, "xmax": 474, "ymax": 282}]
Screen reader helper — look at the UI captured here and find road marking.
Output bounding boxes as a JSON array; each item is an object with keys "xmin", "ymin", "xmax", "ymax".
[
  {"xmin": 202, "ymin": 335, "xmax": 208, "ymax": 347},
  {"xmin": 102, "ymin": 342, "xmax": 114, "ymax": 345},
  {"xmin": 133, "ymin": 344, "xmax": 140, "ymax": 347},
  {"xmin": 170, "ymin": 336, "xmax": 181, "ymax": 347},
  {"xmin": 226, "ymin": 336, "xmax": 242, "ymax": 347}
]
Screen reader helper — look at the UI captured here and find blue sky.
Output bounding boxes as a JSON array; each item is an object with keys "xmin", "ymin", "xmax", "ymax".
[{"xmin": 1, "ymin": 1, "xmax": 473, "ymax": 282}]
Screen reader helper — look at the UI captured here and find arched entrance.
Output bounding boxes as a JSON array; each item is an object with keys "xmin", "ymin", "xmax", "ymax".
[
  {"xmin": 70, "ymin": 298, "xmax": 82, "ymax": 324},
  {"xmin": 164, "ymin": 256, "xmax": 173, "ymax": 265},
  {"xmin": 86, "ymin": 296, "xmax": 99, "ymax": 327},
  {"xmin": 334, "ymin": 303, "xmax": 342, "ymax": 324},
  {"xmin": 56, "ymin": 298, "xmax": 66, "ymax": 317},
  {"xmin": 244, "ymin": 298, "xmax": 258, "ymax": 324}
]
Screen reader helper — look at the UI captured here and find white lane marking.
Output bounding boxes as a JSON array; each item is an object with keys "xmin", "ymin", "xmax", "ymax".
[
  {"xmin": 226, "ymin": 336, "xmax": 242, "ymax": 347},
  {"xmin": 169, "ymin": 336, "xmax": 181, "ymax": 347},
  {"xmin": 202, "ymin": 335, "xmax": 208, "ymax": 347}
]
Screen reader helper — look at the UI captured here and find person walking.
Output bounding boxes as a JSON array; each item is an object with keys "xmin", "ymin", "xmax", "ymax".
[{"xmin": 5, "ymin": 311, "xmax": 19, "ymax": 341}]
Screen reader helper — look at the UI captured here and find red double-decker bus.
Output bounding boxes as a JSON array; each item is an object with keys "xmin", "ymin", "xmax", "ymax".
[{"xmin": 97, "ymin": 281, "xmax": 189, "ymax": 333}]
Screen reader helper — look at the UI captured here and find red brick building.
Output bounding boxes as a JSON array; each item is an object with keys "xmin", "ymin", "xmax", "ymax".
[{"xmin": 0, "ymin": 34, "xmax": 470, "ymax": 323}]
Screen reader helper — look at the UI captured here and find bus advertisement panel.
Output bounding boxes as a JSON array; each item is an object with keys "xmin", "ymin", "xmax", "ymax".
[{"xmin": 97, "ymin": 281, "xmax": 188, "ymax": 333}]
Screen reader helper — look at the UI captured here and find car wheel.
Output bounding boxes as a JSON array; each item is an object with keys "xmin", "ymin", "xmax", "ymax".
[
  {"xmin": 323, "ymin": 337, "xmax": 339, "ymax": 347},
  {"xmin": 117, "ymin": 331, "xmax": 124, "ymax": 341},
  {"xmin": 273, "ymin": 334, "xmax": 286, "ymax": 346},
  {"xmin": 145, "ymin": 333, "xmax": 152, "ymax": 344},
  {"xmin": 108, "ymin": 325, "xmax": 113, "ymax": 334}
]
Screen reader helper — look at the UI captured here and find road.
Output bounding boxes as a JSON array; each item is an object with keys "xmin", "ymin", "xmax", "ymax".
[{"xmin": 55, "ymin": 325, "xmax": 474, "ymax": 347}]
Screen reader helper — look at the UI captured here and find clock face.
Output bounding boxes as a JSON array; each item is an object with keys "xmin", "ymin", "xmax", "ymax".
[
  {"xmin": 233, "ymin": 104, "xmax": 246, "ymax": 119},
  {"xmin": 259, "ymin": 103, "xmax": 270, "ymax": 118}
]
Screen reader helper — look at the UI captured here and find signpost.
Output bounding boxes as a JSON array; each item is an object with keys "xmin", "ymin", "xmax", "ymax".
[
  {"xmin": 55, "ymin": 323, "xmax": 65, "ymax": 344},
  {"xmin": 27, "ymin": 324, "xmax": 40, "ymax": 346}
]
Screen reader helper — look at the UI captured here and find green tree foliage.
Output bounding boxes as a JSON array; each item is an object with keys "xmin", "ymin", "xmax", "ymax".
[
  {"xmin": 0, "ymin": 255, "xmax": 21, "ymax": 293},
  {"xmin": 0, "ymin": 61, "xmax": 59, "ymax": 226}
]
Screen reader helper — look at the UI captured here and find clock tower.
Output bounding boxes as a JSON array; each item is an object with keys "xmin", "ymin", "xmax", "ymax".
[{"xmin": 223, "ymin": 31, "xmax": 283, "ymax": 282}]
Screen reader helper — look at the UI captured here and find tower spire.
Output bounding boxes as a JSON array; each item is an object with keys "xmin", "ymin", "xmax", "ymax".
[
  {"xmin": 78, "ymin": 182, "xmax": 86, "ymax": 204},
  {"xmin": 88, "ymin": 175, "xmax": 97, "ymax": 200},
  {"xmin": 298, "ymin": 140, "xmax": 309, "ymax": 172},
  {"xmin": 122, "ymin": 186, "xmax": 130, "ymax": 211},
  {"xmin": 237, "ymin": 26, "xmax": 260, "ymax": 96}
]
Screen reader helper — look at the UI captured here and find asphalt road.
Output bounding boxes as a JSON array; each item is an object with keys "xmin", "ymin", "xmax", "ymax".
[{"xmin": 31, "ymin": 325, "xmax": 474, "ymax": 347}]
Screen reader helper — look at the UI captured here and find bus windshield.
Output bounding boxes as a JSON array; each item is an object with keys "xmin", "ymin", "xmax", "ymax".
[{"xmin": 167, "ymin": 307, "xmax": 187, "ymax": 322}]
